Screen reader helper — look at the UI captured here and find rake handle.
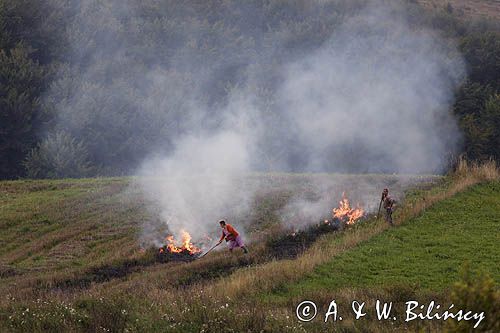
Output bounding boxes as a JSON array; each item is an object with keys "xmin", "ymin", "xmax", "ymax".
[
  {"xmin": 376, "ymin": 198, "xmax": 383, "ymax": 219},
  {"xmin": 199, "ymin": 242, "xmax": 220, "ymax": 258}
]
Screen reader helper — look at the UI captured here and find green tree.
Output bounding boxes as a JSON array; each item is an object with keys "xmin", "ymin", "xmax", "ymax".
[
  {"xmin": 460, "ymin": 32, "xmax": 500, "ymax": 89},
  {"xmin": 24, "ymin": 130, "xmax": 94, "ymax": 179},
  {"xmin": 482, "ymin": 94, "xmax": 500, "ymax": 158},
  {"xmin": 0, "ymin": 46, "xmax": 46, "ymax": 179},
  {"xmin": 455, "ymin": 83, "xmax": 500, "ymax": 161}
]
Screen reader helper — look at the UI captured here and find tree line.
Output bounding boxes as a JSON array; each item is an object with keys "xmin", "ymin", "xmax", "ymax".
[{"xmin": 0, "ymin": 0, "xmax": 499, "ymax": 179}]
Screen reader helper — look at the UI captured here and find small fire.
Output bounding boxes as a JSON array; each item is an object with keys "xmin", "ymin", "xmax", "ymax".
[
  {"xmin": 332, "ymin": 192, "xmax": 364, "ymax": 225},
  {"xmin": 159, "ymin": 230, "xmax": 202, "ymax": 255}
]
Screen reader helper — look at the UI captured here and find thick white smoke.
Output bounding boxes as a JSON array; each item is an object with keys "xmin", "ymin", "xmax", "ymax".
[
  {"xmin": 136, "ymin": 131, "xmax": 252, "ymax": 243},
  {"xmin": 48, "ymin": 1, "xmax": 465, "ymax": 244},
  {"xmin": 134, "ymin": 2, "xmax": 464, "ymax": 243},
  {"xmin": 279, "ymin": 4, "xmax": 463, "ymax": 173},
  {"xmin": 134, "ymin": 90, "xmax": 264, "ymax": 243}
]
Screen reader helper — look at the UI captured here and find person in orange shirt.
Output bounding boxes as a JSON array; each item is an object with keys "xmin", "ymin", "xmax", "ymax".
[{"xmin": 217, "ymin": 220, "xmax": 248, "ymax": 253}]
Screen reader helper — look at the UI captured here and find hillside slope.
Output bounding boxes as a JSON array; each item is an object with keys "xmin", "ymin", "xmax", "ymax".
[{"xmin": 0, "ymin": 168, "xmax": 498, "ymax": 332}]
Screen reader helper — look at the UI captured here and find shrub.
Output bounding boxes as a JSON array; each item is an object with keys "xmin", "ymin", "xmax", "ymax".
[
  {"xmin": 447, "ymin": 263, "xmax": 500, "ymax": 332},
  {"xmin": 24, "ymin": 131, "xmax": 94, "ymax": 179}
]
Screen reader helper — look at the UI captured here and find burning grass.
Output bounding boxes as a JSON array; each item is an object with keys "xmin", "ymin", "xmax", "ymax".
[
  {"xmin": 267, "ymin": 192, "xmax": 366, "ymax": 259},
  {"xmin": 332, "ymin": 192, "xmax": 364, "ymax": 225},
  {"xmin": 157, "ymin": 230, "xmax": 202, "ymax": 262}
]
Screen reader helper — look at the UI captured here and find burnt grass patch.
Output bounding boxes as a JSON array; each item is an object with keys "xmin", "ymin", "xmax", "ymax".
[
  {"xmin": 172, "ymin": 255, "xmax": 254, "ymax": 288},
  {"xmin": 156, "ymin": 249, "xmax": 201, "ymax": 263},
  {"xmin": 266, "ymin": 219, "xmax": 344, "ymax": 259},
  {"xmin": 51, "ymin": 259, "xmax": 152, "ymax": 290},
  {"xmin": 0, "ymin": 265, "xmax": 20, "ymax": 278},
  {"xmin": 50, "ymin": 248, "xmax": 200, "ymax": 290}
]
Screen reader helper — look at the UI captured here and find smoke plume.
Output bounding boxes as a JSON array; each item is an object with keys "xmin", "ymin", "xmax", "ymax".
[{"xmin": 47, "ymin": 0, "xmax": 465, "ymax": 243}]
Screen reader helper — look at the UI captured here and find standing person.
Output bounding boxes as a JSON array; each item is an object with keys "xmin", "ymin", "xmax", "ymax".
[
  {"xmin": 381, "ymin": 188, "xmax": 396, "ymax": 226},
  {"xmin": 217, "ymin": 220, "xmax": 249, "ymax": 253}
]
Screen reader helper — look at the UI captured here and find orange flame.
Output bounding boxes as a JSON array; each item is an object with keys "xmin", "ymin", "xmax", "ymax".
[
  {"xmin": 332, "ymin": 192, "xmax": 364, "ymax": 225},
  {"xmin": 159, "ymin": 230, "xmax": 202, "ymax": 255}
]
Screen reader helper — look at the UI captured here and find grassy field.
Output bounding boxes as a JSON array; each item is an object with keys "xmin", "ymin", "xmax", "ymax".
[{"xmin": 0, "ymin": 162, "xmax": 498, "ymax": 332}]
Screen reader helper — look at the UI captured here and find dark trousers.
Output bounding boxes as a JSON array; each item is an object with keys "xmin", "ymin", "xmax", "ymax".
[{"xmin": 385, "ymin": 208, "xmax": 393, "ymax": 225}]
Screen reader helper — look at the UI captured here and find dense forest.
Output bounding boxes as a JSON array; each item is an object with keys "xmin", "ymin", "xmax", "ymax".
[{"xmin": 0, "ymin": 0, "xmax": 499, "ymax": 179}]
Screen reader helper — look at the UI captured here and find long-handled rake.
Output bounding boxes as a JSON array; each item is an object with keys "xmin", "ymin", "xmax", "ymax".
[
  {"xmin": 376, "ymin": 197, "xmax": 383, "ymax": 219},
  {"xmin": 198, "ymin": 242, "xmax": 221, "ymax": 259}
]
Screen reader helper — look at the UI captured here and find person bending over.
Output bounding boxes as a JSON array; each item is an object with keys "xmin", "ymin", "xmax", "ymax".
[{"xmin": 217, "ymin": 220, "xmax": 248, "ymax": 254}]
